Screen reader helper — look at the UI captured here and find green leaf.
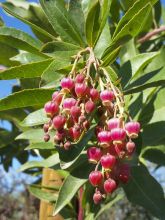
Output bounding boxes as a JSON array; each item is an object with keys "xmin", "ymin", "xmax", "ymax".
[
  {"xmin": 68, "ymin": 0, "xmax": 85, "ymax": 41},
  {"xmin": 40, "ymin": 0, "xmax": 84, "ymax": 46},
  {"xmin": 123, "ymin": 165, "xmax": 165, "ymax": 219},
  {"xmin": 29, "ymin": 185, "xmax": 57, "ymax": 202},
  {"xmin": 0, "ymin": 59, "xmax": 53, "ymax": 80},
  {"xmin": 102, "ymin": 66, "xmax": 119, "ymax": 84},
  {"xmin": 114, "ymin": 0, "xmax": 158, "ymax": 37},
  {"xmin": 20, "ymin": 154, "xmax": 59, "ymax": 171},
  {"xmin": 101, "ymin": 46, "xmax": 121, "ymax": 66},
  {"xmin": 41, "ymin": 41, "xmax": 81, "ymax": 58},
  {"xmin": 53, "ymin": 162, "xmax": 93, "ymax": 216},
  {"xmin": 102, "ymin": 4, "xmax": 152, "ymax": 62},
  {"xmin": 0, "ymin": 89, "xmax": 54, "ymax": 111},
  {"xmin": 124, "ymin": 67, "xmax": 165, "ymax": 94},
  {"xmin": 119, "ymin": 39, "xmax": 137, "ymax": 65},
  {"xmin": 0, "ymin": 42, "xmax": 19, "ymax": 67},
  {"xmin": 2, "ymin": 3, "xmax": 55, "ymax": 41},
  {"xmin": 21, "ymin": 109, "xmax": 48, "ymax": 127},
  {"xmin": 94, "ymin": 22, "xmax": 112, "ymax": 59},
  {"xmin": 119, "ymin": 52, "xmax": 158, "ymax": 88},
  {"xmin": 95, "ymin": 194, "xmax": 124, "ymax": 219},
  {"xmin": 0, "ymin": 16, "xmax": 4, "ymax": 26},
  {"xmin": 139, "ymin": 87, "xmax": 165, "ymax": 125},
  {"xmin": 41, "ymin": 58, "xmax": 70, "ymax": 85},
  {"xmin": 0, "ymin": 27, "xmax": 44, "ymax": 56},
  {"xmin": 58, "ymin": 125, "xmax": 95, "ymax": 169},
  {"xmin": 85, "ymin": 0, "xmax": 111, "ymax": 47},
  {"xmin": 16, "ymin": 128, "xmax": 44, "ymax": 142},
  {"xmin": 140, "ymin": 145, "xmax": 165, "ymax": 166},
  {"xmin": 25, "ymin": 142, "xmax": 54, "ymax": 150},
  {"xmin": 0, "ymin": 109, "xmax": 27, "ymax": 128},
  {"xmin": 11, "ymin": 52, "xmax": 46, "ymax": 64}
]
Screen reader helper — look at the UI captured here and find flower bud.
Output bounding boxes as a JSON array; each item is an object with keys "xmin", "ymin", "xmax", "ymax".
[
  {"xmin": 54, "ymin": 130, "xmax": 65, "ymax": 143},
  {"xmin": 43, "ymin": 123, "xmax": 49, "ymax": 133},
  {"xmin": 52, "ymin": 91, "xmax": 63, "ymax": 104},
  {"xmin": 53, "ymin": 115, "xmax": 66, "ymax": 130},
  {"xmin": 44, "ymin": 134, "xmax": 50, "ymax": 142},
  {"xmin": 93, "ymin": 191, "xmax": 102, "ymax": 204},
  {"xmin": 111, "ymin": 128, "xmax": 126, "ymax": 144},
  {"xmin": 75, "ymin": 73, "xmax": 85, "ymax": 83},
  {"xmin": 87, "ymin": 147, "xmax": 102, "ymax": 164},
  {"xmin": 125, "ymin": 121, "xmax": 140, "ymax": 138},
  {"xmin": 100, "ymin": 90, "xmax": 115, "ymax": 106},
  {"xmin": 63, "ymin": 98, "xmax": 77, "ymax": 112},
  {"xmin": 101, "ymin": 154, "xmax": 116, "ymax": 169},
  {"xmin": 44, "ymin": 101, "xmax": 59, "ymax": 117},
  {"xmin": 89, "ymin": 171, "xmax": 103, "ymax": 186},
  {"xmin": 75, "ymin": 83, "xmax": 87, "ymax": 97},
  {"xmin": 118, "ymin": 164, "xmax": 130, "ymax": 183},
  {"xmin": 107, "ymin": 118, "xmax": 120, "ymax": 130},
  {"xmin": 104, "ymin": 178, "xmax": 117, "ymax": 193},
  {"xmin": 85, "ymin": 100, "xmax": 95, "ymax": 113},
  {"xmin": 90, "ymin": 88, "xmax": 99, "ymax": 102},
  {"xmin": 97, "ymin": 131, "xmax": 112, "ymax": 148},
  {"xmin": 126, "ymin": 141, "xmax": 136, "ymax": 155},
  {"xmin": 64, "ymin": 141, "xmax": 71, "ymax": 150},
  {"xmin": 69, "ymin": 127, "xmax": 81, "ymax": 141},
  {"xmin": 70, "ymin": 106, "xmax": 81, "ymax": 121},
  {"xmin": 61, "ymin": 77, "xmax": 74, "ymax": 92}
]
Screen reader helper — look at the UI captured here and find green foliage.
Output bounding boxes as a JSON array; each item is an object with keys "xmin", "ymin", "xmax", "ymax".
[
  {"xmin": 0, "ymin": 0, "xmax": 165, "ymax": 219},
  {"xmin": 123, "ymin": 165, "xmax": 165, "ymax": 219}
]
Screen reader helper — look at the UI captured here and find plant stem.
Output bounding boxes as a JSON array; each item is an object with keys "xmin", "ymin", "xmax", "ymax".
[
  {"xmin": 138, "ymin": 26, "xmax": 165, "ymax": 43},
  {"xmin": 78, "ymin": 187, "xmax": 84, "ymax": 220}
]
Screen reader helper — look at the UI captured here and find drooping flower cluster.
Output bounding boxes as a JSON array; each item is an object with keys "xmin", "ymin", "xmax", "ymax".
[
  {"xmin": 43, "ymin": 73, "xmax": 98, "ymax": 150},
  {"xmin": 43, "ymin": 48, "xmax": 141, "ymax": 204}
]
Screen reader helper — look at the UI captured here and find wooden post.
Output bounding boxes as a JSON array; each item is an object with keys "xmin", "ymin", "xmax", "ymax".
[{"xmin": 39, "ymin": 168, "xmax": 64, "ymax": 220}]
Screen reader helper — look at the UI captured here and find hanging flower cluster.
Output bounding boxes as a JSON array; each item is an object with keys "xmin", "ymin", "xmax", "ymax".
[{"xmin": 43, "ymin": 48, "xmax": 140, "ymax": 204}]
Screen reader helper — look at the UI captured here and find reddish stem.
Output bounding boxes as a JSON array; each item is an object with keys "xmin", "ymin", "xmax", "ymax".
[
  {"xmin": 78, "ymin": 187, "xmax": 84, "ymax": 220},
  {"xmin": 138, "ymin": 26, "xmax": 165, "ymax": 43}
]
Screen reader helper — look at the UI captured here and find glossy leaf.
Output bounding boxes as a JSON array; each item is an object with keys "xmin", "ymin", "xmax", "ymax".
[
  {"xmin": 25, "ymin": 142, "xmax": 54, "ymax": 150},
  {"xmin": 41, "ymin": 41, "xmax": 81, "ymax": 58},
  {"xmin": 140, "ymin": 145, "xmax": 165, "ymax": 166},
  {"xmin": 16, "ymin": 128, "xmax": 44, "ymax": 142},
  {"xmin": 101, "ymin": 46, "xmax": 121, "ymax": 66},
  {"xmin": 123, "ymin": 165, "xmax": 165, "ymax": 219},
  {"xmin": 0, "ymin": 27, "xmax": 44, "ymax": 56},
  {"xmin": 41, "ymin": 59, "xmax": 70, "ymax": 85},
  {"xmin": 120, "ymin": 52, "xmax": 158, "ymax": 88},
  {"xmin": 69, "ymin": 0, "xmax": 85, "ymax": 40},
  {"xmin": 40, "ymin": 0, "xmax": 84, "ymax": 46},
  {"xmin": 29, "ymin": 185, "xmax": 57, "ymax": 202},
  {"xmin": 2, "ymin": 3, "xmax": 55, "ymax": 41},
  {"xmin": 11, "ymin": 52, "xmax": 46, "ymax": 64},
  {"xmin": 95, "ymin": 194, "xmax": 124, "ymax": 219},
  {"xmin": 102, "ymin": 4, "xmax": 152, "ymax": 63},
  {"xmin": 114, "ymin": 0, "xmax": 158, "ymax": 36},
  {"xmin": 0, "ymin": 42, "xmax": 19, "ymax": 67},
  {"xmin": 0, "ymin": 89, "xmax": 54, "ymax": 111},
  {"xmin": 0, "ymin": 59, "xmax": 53, "ymax": 80},
  {"xmin": 20, "ymin": 154, "xmax": 59, "ymax": 171},
  {"xmin": 94, "ymin": 22, "xmax": 112, "ymax": 59},
  {"xmin": 85, "ymin": 0, "xmax": 111, "ymax": 47},
  {"xmin": 21, "ymin": 109, "xmax": 48, "ymax": 127},
  {"xmin": 53, "ymin": 162, "xmax": 93, "ymax": 216}
]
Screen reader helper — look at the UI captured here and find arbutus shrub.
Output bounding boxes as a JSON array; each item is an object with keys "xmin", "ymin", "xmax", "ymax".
[
  {"xmin": 1, "ymin": 0, "xmax": 164, "ymax": 218},
  {"xmin": 43, "ymin": 47, "xmax": 141, "ymax": 204}
]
